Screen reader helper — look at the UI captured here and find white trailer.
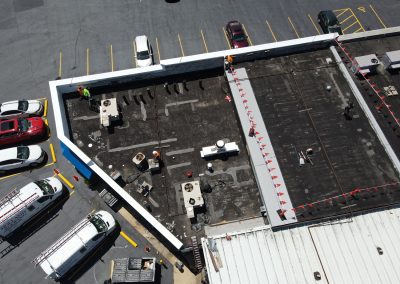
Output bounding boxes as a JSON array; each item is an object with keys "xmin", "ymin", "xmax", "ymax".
[
  {"xmin": 33, "ymin": 210, "xmax": 116, "ymax": 281},
  {"xmin": 0, "ymin": 177, "xmax": 63, "ymax": 238}
]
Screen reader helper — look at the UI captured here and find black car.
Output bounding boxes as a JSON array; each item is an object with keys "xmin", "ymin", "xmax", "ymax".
[{"xmin": 317, "ymin": 10, "xmax": 343, "ymax": 35}]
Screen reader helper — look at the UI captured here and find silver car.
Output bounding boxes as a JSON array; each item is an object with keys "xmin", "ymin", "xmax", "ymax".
[
  {"xmin": 0, "ymin": 100, "xmax": 43, "ymax": 119},
  {"xmin": 0, "ymin": 145, "xmax": 45, "ymax": 173}
]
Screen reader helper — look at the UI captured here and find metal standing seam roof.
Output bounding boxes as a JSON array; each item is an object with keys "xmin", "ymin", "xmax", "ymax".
[{"xmin": 202, "ymin": 207, "xmax": 400, "ymax": 284}]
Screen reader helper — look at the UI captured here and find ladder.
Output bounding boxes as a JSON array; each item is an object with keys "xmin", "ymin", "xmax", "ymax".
[
  {"xmin": 191, "ymin": 236, "xmax": 203, "ymax": 272},
  {"xmin": 32, "ymin": 217, "xmax": 91, "ymax": 266},
  {"xmin": 0, "ymin": 189, "xmax": 20, "ymax": 210},
  {"xmin": 0, "ymin": 193, "xmax": 37, "ymax": 224}
]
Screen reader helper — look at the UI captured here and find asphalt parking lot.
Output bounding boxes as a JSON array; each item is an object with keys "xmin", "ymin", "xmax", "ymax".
[{"xmin": 0, "ymin": 0, "xmax": 399, "ymax": 283}]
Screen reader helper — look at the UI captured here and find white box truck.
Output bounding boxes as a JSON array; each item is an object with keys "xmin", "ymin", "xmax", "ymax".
[
  {"xmin": 33, "ymin": 210, "xmax": 116, "ymax": 281},
  {"xmin": 0, "ymin": 177, "xmax": 63, "ymax": 238}
]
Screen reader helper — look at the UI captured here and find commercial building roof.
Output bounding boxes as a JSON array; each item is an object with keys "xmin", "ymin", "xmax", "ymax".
[{"xmin": 202, "ymin": 206, "xmax": 400, "ymax": 284}]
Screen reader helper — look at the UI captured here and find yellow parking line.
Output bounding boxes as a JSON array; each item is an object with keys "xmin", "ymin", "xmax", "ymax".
[
  {"xmin": 0, "ymin": 172, "xmax": 21, "ymax": 181},
  {"xmin": 288, "ymin": 17, "xmax": 300, "ymax": 38},
  {"xmin": 155, "ymin": 37, "xmax": 161, "ymax": 62},
  {"xmin": 369, "ymin": 4, "xmax": 387, "ymax": 29},
  {"xmin": 342, "ymin": 21, "xmax": 358, "ymax": 32},
  {"xmin": 340, "ymin": 14, "xmax": 355, "ymax": 24},
  {"xmin": 200, "ymin": 29, "xmax": 209, "ymax": 53},
  {"xmin": 57, "ymin": 172, "xmax": 75, "ymax": 189},
  {"xmin": 335, "ymin": 8, "xmax": 349, "ymax": 18},
  {"xmin": 177, "ymin": 33, "xmax": 185, "ymax": 57},
  {"xmin": 354, "ymin": 27, "xmax": 364, "ymax": 33},
  {"xmin": 49, "ymin": 143, "xmax": 57, "ymax": 163},
  {"xmin": 351, "ymin": 9, "xmax": 366, "ymax": 32},
  {"xmin": 132, "ymin": 40, "xmax": 137, "ymax": 67},
  {"xmin": 43, "ymin": 99, "xmax": 48, "ymax": 117},
  {"xmin": 120, "ymin": 231, "xmax": 138, "ymax": 248},
  {"xmin": 222, "ymin": 27, "xmax": 231, "ymax": 49},
  {"xmin": 266, "ymin": 20, "xmax": 277, "ymax": 42},
  {"xmin": 44, "ymin": 118, "xmax": 48, "ymax": 126},
  {"xmin": 110, "ymin": 44, "xmax": 114, "ymax": 72},
  {"xmin": 58, "ymin": 52, "xmax": 62, "ymax": 78},
  {"xmin": 86, "ymin": 48, "xmax": 90, "ymax": 76},
  {"xmin": 308, "ymin": 14, "xmax": 321, "ymax": 35},
  {"xmin": 44, "ymin": 162, "xmax": 55, "ymax": 168},
  {"xmin": 242, "ymin": 24, "xmax": 253, "ymax": 46}
]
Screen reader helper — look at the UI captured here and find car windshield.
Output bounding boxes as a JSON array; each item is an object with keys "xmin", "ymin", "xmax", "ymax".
[
  {"xmin": 34, "ymin": 180, "xmax": 55, "ymax": 195},
  {"xmin": 137, "ymin": 51, "xmax": 150, "ymax": 60},
  {"xmin": 18, "ymin": 118, "xmax": 29, "ymax": 132},
  {"xmin": 89, "ymin": 214, "xmax": 108, "ymax": 233},
  {"xmin": 233, "ymin": 34, "xmax": 246, "ymax": 42},
  {"xmin": 18, "ymin": 100, "xmax": 29, "ymax": 111},
  {"xmin": 17, "ymin": 146, "xmax": 29, "ymax": 160}
]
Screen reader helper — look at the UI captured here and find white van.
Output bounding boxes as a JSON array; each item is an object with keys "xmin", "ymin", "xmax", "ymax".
[
  {"xmin": 135, "ymin": 35, "xmax": 153, "ymax": 67},
  {"xmin": 33, "ymin": 210, "xmax": 116, "ymax": 281},
  {"xmin": 0, "ymin": 177, "xmax": 63, "ymax": 238}
]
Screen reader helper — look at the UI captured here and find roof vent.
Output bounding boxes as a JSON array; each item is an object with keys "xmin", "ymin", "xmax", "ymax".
[
  {"xmin": 377, "ymin": 246, "xmax": 383, "ymax": 255},
  {"xmin": 314, "ymin": 271, "xmax": 321, "ymax": 280}
]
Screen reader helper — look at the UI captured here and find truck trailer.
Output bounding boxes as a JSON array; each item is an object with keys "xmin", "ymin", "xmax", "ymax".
[
  {"xmin": 33, "ymin": 210, "xmax": 116, "ymax": 281},
  {"xmin": 0, "ymin": 177, "xmax": 63, "ymax": 238}
]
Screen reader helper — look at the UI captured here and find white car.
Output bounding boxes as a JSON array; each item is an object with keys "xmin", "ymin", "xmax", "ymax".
[
  {"xmin": 0, "ymin": 145, "xmax": 45, "ymax": 173},
  {"xmin": 0, "ymin": 100, "xmax": 43, "ymax": 119},
  {"xmin": 135, "ymin": 35, "xmax": 153, "ymax": 67}
]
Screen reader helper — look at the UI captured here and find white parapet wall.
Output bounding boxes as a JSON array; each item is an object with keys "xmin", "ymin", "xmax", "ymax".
[{"xmin": 49, "ymin": 33, "xmax": 337, "ymax": 251}]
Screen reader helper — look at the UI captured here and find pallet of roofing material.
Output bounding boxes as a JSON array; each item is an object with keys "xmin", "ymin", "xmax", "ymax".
[
  {"xmin": 0, "ymin": 177, "xmax": 63, "ymax": 239},
  {"xmin": 32, "ymin": 211, "xmax": 116, "ymax": 281},
  {"xmin": 111, "ymin": 257, "xmax": 156, "ymax": 283}
]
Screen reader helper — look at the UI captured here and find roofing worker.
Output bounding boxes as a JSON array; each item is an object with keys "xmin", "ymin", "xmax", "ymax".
[{"xmin": 78, "ymin": 85, "xmax": 91, "ymax": 100}]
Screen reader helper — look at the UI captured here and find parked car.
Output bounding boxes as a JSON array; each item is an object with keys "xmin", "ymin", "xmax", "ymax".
[
  {"xmin": 135, "ymin": 35, "xmax": 153, "ymax": 67},
  {"xmin": 225, "ymin": 21, "xmax": 249, "ymax": 48},
  {"xmin": 317, "ymin": 10, "xmax": 343, "ymax": 35},
  {"xmin": 0, "ymin": 100, "xmax": 43, "ymax": 119},
  {"xmin": 0, "ymin": 117, "xmax": 46, "ymax": 147},
  {"xmin": 0, "ymin": 145, "xmax": 45, "ymax": 173}
]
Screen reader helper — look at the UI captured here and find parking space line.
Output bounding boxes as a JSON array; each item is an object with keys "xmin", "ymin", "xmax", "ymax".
[
  {"xmin": 222, "ymin": 27, "xmax": 231, "ymax": 49},
  {"xmin": 342, "ymin": 20, "xmax": 358, "ymax": 33},
  {"xmin": 58, "ymin": 52, "xmax": 62, "ymax": 79},
  {"xmin": 86, "ymin": 48, "xmax": 90, "ymax": 76},
  {"xmin": 288, "ymin": 17, "xmax": 300, "ymax": 38},
  {"xmin": 266, "ymin": 20, "xmax": 278, "ymax": 42},
  {"xmin": 155, "ymin": 37, "xmax": 161, "ymax": 62},
  {"xmin": 44, "ymin": 118, "xmax": 49, "ymax": 126},
  {"xmin": 200, "ymin": 30, "xmax": 208, "ymax": 53},
  {"xmin": 44, "ymin": 162, "xmax": 55, "ymax": 168},
  {"xmin": 132, "ymin": 41, "xmax": 137, "ymax": 67},
  {"xmin": 120, "ymin": 231, "xmax": 138, "ymax": 248},
  {"xmin": 340, "ymin": 14, "xmax": 355, "ymax": 25},
  {"xmin": 242, "ymin": 24, "xmax": 253, "ymax": 46},
  {"xmin": 354, "ymin": 27, "xmax": 364, "ymax": 33},
  {"xmin": 110, "ymin": 45, "xmax": 114, "ymax": 72},
  {"xmin": 0, "ymin": 172, "xmax": 21, "ymax": 181},
  {"xmin": 308, "ymin": 14, "xmax": 321, "ymax": 35},
  {"xmin": 369, "ymin": 4, "xmax": 387, "ymax": 29},
  {"xmin": 43, "ymin": 99, "xmax": 48, "ymax": 117},
  {"xmin": 49, "ymin": 143, "xmax": 57, "ymax": 163},
  {"xmin": 69, "ymin": 190, "xmax": 75, "ymax": 196},
  {"xmin": 335, "ymin": 8, "xmax": 349, "ymax": 18},
  {"xmin": 177, "ymin": 34, "xmax": 185, "ymax": 57},
  {"xmin": 351, "ymin": 8, "xmax": 366, "ymax": 32}
]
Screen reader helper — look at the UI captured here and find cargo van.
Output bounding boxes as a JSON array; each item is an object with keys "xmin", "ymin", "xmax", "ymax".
[
  {"xmin": 134, "ymin": 35, "xmax": 153, "ymax": 67},
  {"xmin": 33, "ymin": 210, "xmax": 116, "ymax": 280},
  {"xmin": 0, "ymin": 177, "xmax": 63, "ymax": 238}
]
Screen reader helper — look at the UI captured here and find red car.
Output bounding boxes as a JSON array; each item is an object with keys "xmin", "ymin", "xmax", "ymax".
[
  {"xmin": 0, "ymin": 117, "xmax": 46, "ymax": 147},
  {"xmin": 225, "ymin": 21, "xmax": 249, "ymax": 49}
]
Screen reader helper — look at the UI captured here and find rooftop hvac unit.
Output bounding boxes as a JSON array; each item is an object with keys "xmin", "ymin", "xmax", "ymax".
[
  {"xmin": 351, "ymin": 54, "xmax": 380, "ymax": 76},
  {"xmin": 382, "ymin": 50, "xmax": 400, "ymax": 70},
  {"xmin": 100, "ymin": 98, "xmax": 119, "ymax": 127},
  {"xmin": 181, "ymin": 181, "xmax": 204, "ymax": 219},
  {"xmin": 200, "ymin": 140, "xmax": 239, "ymax": 158}
]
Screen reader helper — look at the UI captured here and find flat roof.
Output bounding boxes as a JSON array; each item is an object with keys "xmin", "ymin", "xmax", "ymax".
[
  {"xmin": 64, "ymin": 69, "xmax": 262, "ymax": 247},
  {"xmin": 238, "ymin": 47, "xmax": 400, "ymax": 222}
]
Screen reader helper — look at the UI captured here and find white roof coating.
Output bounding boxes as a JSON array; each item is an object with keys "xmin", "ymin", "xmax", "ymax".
[{"xmin": 203, "ymin": 207, "xmax": 400, "ymax": 284}]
